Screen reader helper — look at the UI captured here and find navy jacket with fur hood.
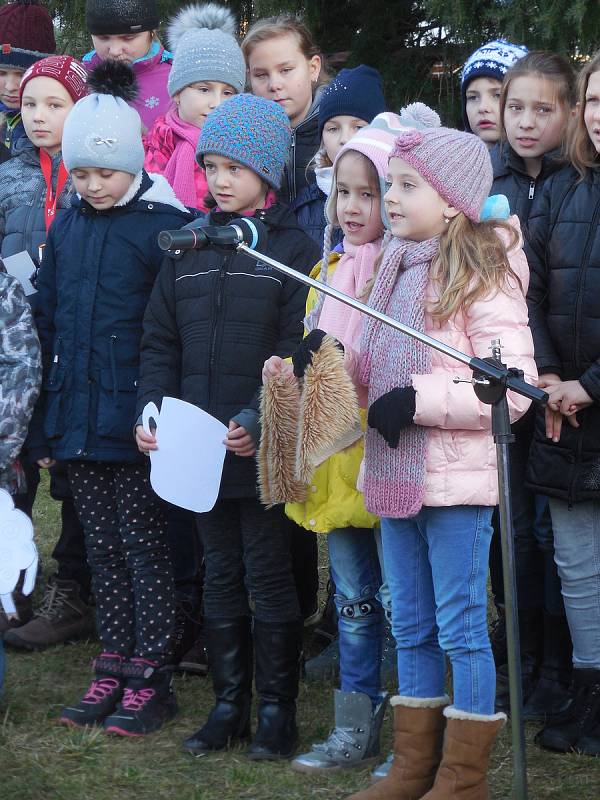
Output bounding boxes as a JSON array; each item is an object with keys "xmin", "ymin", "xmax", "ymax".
[
  {"xmin": 137, "ymin": 203, "xmax": 321, "ymax": 499},
  {"xmin": 28, "ymin": 171, "xmax": 193, "ymax": 463}
]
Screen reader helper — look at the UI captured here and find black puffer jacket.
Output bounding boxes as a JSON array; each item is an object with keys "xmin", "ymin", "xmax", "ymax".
[
  {"xmin": 137, "ymin": 203, "xmax": 321, "ymax": 498},
  {"xmin": 490, "ymin": 143, "xmax": 564, "ymax": 236},
  {"xmin": 279, "ymin": 87, "xmax": 324, "ymax": 206},
  {"xmin": 525, "ymin": 165, "xmax": 600, "ymax": 502}
]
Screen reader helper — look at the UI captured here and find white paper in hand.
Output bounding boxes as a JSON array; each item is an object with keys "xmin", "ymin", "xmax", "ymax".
[
  {"xmin": 3, "ymin": 251, "xmax": 38, "ymax": 296},
  {"xmin": 142, "ymin": 397, "xmax": 227, "ymax": 513},
  {"xmin": 0, "ymin": 489, "xmax": 38, "ymax": 616}
]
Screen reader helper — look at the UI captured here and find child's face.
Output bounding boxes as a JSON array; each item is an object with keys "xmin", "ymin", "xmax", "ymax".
[
  {"xmin": 335, "ymin": 151, "xmax": 383, "ymax": 246},
  {"xmin": 465, "ymin": 77, "xmax": 502, "ymax": 145},
  {"xmin": 21, "ymin": 77, "xmax": 75, "ymax": 156},
  {"xmin": 583, "ymin": 70, "xmax": 600, "ymax": 153},
  {"xmin": 0, "ymin": 67, "xmax": 25, "ymax": 109},
  {"xmin": 322, "ymin": 115, "xmax": 368, "ymax": 164},
  {"xmin": 204, "ymin": 154, "xmax": 268, "ymax": 214},
  {"xmin": 247, "ymin": 34, "xmax": 321, "ymax": 128},
  {"xmin": 504, "ymin": 75, "xmax": 569, "ymax": 169},
  {"xmin": 175, "ymin": 81, "xmax": 236, "ymax": 128},
  {"xmin": 70, "ymin": 168, "xmax": 135, "ymax": 210},
  {"xmin": 92, "ymin": 31, "xmax": 153, "ymax": 64},
  {"xmin": 384, "ymin": 157, "xmax": 452, "ymax": 242}
]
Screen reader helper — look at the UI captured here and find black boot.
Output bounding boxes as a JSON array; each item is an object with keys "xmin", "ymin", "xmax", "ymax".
[
  {"xmin": 523, "ymin": 612, "xmax": 573, "ymax": 723},
  {"xmin": 495, "ymin": 607, "xmax": 543, "ymax": 713},
  {"xmin": 535, "ymin": 668, "xmax": 600, "ymax": 755},
  {"xmin": 246, "ymin": 618, "xmax": 303, "ymax": 761},
  {"xmin": 490, "ymin": 603, "xmax": 507, "ymax": 669},
  {"xmin": 183, "ymin": 617, "xmax": 252, "ymax": 755}
]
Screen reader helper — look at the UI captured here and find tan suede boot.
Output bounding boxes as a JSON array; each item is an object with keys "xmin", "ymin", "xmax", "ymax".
[
  {"xmin": 420, "ymin": 707, "xmax": 507, "ymax": 799},
  {"xmin": 347, "ymin": 695, "xmax": 449, "ymax": 800}
]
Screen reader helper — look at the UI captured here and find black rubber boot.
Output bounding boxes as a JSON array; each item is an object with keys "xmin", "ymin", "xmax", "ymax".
[
  {"xmin": 523, "ymin": 612, "xmax": 573, "ymax": 723},
  {"xmin": 183, "ymin": 617, "xmax": 252, "ymax": 755},
  {"xmin": 535, "ymin": 668, "xmax": 600, "ymax": 755},
  {"xmin": 246, "ymin": 618, "xmax": 303, "ymax": 761},
  {"xmin": 495, "ymin": 607, "xmax": 543, "ymax": 714}
]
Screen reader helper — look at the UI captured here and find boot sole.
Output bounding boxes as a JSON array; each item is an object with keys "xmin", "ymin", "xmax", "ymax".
[
  {"xmin": 245, "ymin": 750, "xmax": 296, "ymax": 762},
  {"xmin": 4, "ymin": 630, "xmax": 96, "ymax": 652},
  {"xmin": 183, "ymin": 733, "xmax": 251, "ymax": 756},
  {"xmin": 290, "ymin": 755, "xmax": 379, "ymax": 774},
  {"xmin": 175, "ymin": 663, "xmax": 210, "ymax": 676},
  {"xmin": 59, "ymin": 716, "xmax": 100, "ymax": 730}
]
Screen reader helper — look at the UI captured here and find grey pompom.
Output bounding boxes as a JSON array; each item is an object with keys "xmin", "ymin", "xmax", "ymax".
[
  {"xmin": 400, "ymin": 102, "xmax": 441, "ymax": 129},
  {"xmin": 168, "ymin": 3, "xmax": 237, "ymax": 52}
]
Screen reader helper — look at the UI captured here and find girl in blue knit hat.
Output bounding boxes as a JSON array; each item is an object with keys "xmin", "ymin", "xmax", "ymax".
[{"xmin": 136, "ymin": 92, "xmax": 321, "ymax": 761}]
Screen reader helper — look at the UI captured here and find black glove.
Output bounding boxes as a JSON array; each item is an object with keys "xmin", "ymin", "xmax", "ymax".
[
  {"xmin": 367, "ymin": 386, "xmax": 417, "ymax": 448},
  {"xmin": 292, "ymin": 329, "xmax": 344, "ymax": 378}
]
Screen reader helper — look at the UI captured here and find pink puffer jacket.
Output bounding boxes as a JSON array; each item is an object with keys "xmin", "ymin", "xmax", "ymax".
[{"xmin": 351, "ymin": 217, "xmax": 537, "ymax": 508}]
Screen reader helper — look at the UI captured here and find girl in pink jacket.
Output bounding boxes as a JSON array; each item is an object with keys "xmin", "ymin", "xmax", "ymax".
[
  {"xmin": 333, "ymin": 127, "xmax": 537, "ymax": 800},
  {"xmin": 143, "ymin": 4, "xmax": 245, "ymax": 212}
]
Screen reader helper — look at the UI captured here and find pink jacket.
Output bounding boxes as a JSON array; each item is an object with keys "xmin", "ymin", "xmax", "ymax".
[
  {"xmin": 351, "ymin": 217, "xmax": 537, "ymax": 508},
  {"xmin": 83, "ymin": 45, "xmax": 172, "ymax": 133}
]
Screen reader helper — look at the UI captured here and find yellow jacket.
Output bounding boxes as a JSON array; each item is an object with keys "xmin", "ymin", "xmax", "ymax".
[{"xmin": 285, "ymin": 255, "xmax": 378, "ymax": 533}]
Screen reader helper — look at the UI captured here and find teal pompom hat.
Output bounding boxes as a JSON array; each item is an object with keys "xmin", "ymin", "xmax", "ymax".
[{"xmin": 196, "ymin": 94, "xmax": 291, "ymax": 189}]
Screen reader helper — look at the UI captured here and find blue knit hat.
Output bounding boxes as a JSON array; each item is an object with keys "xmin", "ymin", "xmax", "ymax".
[
  {"xmin": 318, "ymin": 65, "xmax": 386, "ymax": 139},
  {"xmin": 461, "ymin": 39, "xmax": 528, "ymax": 131},
  {"xmin": 197, "ymin": 94, "xmax": 291, "ymax": 189}
]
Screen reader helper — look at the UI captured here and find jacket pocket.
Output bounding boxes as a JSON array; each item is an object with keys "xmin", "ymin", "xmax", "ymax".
[
  {"xmin": 97, "ymin": 367, "xmax": 139, "ymax": 441},
  {"xmin": 43, "ymin": 367, "xmax": 67, "ymax": 440}
]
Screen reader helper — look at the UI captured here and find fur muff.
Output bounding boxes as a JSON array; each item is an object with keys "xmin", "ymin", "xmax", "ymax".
[
  {"xmin": 258, "ymin": 375, "xmax": 306, "ymax": 507},
  {"xmin": 296, "ymin": 335, "xmax": 361, "ymax": 485}
]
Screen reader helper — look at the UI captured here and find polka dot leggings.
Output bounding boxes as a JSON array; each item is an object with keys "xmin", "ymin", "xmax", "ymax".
[{"xmin": 67, "ymin": 461, "xmax": 175, "ymax": 663}]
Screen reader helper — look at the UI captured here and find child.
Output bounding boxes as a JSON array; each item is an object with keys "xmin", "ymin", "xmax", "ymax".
[
  {"xmin": 144, "ymin": 3, "xmax": 245, "ymax": 211},
  {"xmin": 136, "ymin": 93, "xmax": 320, "ymax": 759},
  {"xmin": 0, "ymin": 56, "xmax": 97, "ymax": 654},
  {"xmin": 461, "ymin": 39, "xmax": 528, "ymax": 147},
  {"xmin": 0, "ymin": 0, "xmax": 57, "ymax": 153},
  {"xmin": 27, "ymin": 61, "xmax": 192, "ymax": 736},
  {"xmin": 292, "ymin": 64, "xmax": 386, "ymax": 245},
  {"xmin": 243, "ymin": 13, "xmax": 328, "ymax": 206},
  {"xmin": 525, "ymin": 50, "xmax": 600, "ymax": 757},
  {"xmin": 83, "ymin": 0, "xmax": 172, "ymax": 131},
  {"xmin": 325, "ymin": 127, "xmax": 535, "ymax": 799},
  {"xmin": 490, "ymin": 51, "xmax": 576, "ymax": 723}
]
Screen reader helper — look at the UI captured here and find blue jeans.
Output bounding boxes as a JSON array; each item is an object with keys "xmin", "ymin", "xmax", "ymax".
[
  {"xmin": 328, "ymin": 527, "xmax": 384, "ymax": 703},
  {"xmin": 381, "ymin": 505, "xmax": 495, "ymax": 714},
  {"xmin": 549, "ymin": 499, "xmax": 600, "ymax": 669}
]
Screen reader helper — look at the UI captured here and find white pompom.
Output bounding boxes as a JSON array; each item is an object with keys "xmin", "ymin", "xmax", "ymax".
[{"xmin": 167, "ymin": 3, "xmax": 237, "ymax": 52}]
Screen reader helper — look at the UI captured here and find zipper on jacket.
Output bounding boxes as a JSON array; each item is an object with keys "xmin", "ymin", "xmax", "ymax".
[
  {"xmin": 208, "ymin": 257, "xmax": 230, "ymax": 408},
  {"xmin": 528, "ymin": 180, "xmax": 535, "ymax": 200},
  {"xmin": 24, "ymin": 176, "xmax": 46, "ymax": 257},
  {"xmin": 109, "ymin": 335, "xmax": 119, "ymax": 399},
  {"xmin": 288, "ymin": 129, "xmax": 297, "ymax": 204},
  {"xmin": 572, "ymin": 190, "xmax": 600, "ymax": 369},
  {"xmin": 48, "ymin": 336, "xmax": 63, "ymax": 383}
]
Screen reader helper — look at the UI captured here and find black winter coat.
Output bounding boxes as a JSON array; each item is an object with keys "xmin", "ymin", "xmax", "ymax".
[
  {"xmin": 29, "ymin": 172, "xmax": 192, "ymax": 464},
  {"xmin": 525, "ymin": 165, "xmax": 600, "ymax": 503},
  {"xmin": 490, "ymin": 143, "xmax": 564, "ymax": 235},
  {"xmin": 137, "ymin": 203, "xmax": 321, "ymax": 499},
  {"xmin": 279, "ymin": 88, "xmax": 323, "ymax": 206},
  {"xmin": 292, "ymin": 181, "xmax": 343, "ymax": 249}
]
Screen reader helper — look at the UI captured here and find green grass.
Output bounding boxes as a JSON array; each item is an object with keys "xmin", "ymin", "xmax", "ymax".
[{"xmin": 1, "ymin": 474, "xmax": 599, "ymax": 799}]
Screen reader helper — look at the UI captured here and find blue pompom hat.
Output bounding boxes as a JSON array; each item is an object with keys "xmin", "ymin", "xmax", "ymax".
[
  {"xmin": 196, "ymin": 94, "xmax": 291, "ymax": 189},
  {"xmin": 318, "ymin": 65, "xmax": 386, "ymax": 138}
]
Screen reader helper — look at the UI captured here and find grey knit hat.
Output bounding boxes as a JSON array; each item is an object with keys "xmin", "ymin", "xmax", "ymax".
[
  {"xmin": 167, "ymin": 3, "xmax": 245, "ymax": 97},
  {"xmin": 62, "ymin": 61, "xmax": 144, "ymax": 175}
]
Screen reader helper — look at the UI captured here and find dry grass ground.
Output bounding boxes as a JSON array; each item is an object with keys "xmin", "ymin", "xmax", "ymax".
[{"xmin": 1, "ymin": 474, "xmax": 599, "ymax": 800}]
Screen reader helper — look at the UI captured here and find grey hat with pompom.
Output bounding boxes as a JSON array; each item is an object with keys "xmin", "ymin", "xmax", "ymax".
[{"xmin": 167, "ymin": 3, "xmax": 246, "ymax": 97}]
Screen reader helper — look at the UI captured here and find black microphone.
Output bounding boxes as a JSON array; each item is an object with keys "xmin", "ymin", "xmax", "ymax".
[{"xmin": 158, "ymin": 217, "xmax": 267, "ymax": 253}]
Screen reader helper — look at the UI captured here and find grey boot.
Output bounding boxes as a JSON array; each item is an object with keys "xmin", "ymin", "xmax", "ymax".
[{"xmin": 291, "ymin": 690, "xmax": 389, "ymax": 773}]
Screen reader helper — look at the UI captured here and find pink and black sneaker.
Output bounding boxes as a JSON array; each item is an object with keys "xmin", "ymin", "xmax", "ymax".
[
  {"xmin": 103, "ymin": 658, "xmax": 177, "ymax": 737},
  {"xmin": 59, "ymin": 653, "xmax": 124, "ymax": 728}
]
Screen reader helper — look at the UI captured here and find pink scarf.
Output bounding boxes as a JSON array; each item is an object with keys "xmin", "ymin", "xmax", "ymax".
[
  {"xmin": 162, "ymin": 108, "xmax": 201, "ymax": 208},
  {"xmin": 360, "ymin": 235, "xmax": 440, "ymax": 518}
]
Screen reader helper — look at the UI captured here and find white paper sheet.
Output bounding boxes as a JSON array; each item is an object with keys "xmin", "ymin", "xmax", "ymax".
[
  {"xmin": 0, "ymin": 489, "xmax": 38, "ymax": 616},
  {"xmin": 142, "ymin": 397, "xmax": 227, "ymax": 513},
  {"xmin": 3, "ymin": 251, "xmax": 38, "ymax": 296}
]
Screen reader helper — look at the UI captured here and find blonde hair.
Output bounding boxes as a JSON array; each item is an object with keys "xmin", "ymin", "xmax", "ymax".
[
  {"xmin": 361, "ymin": 216, "xmax": 521, "ymax": 322},
  {"xmin": 242, "ymin": 13, "xmax": 329, "ymax": 88},
  {"xmin": 568, "ymin": 50, "xmax": 600, "ymax": 180}
]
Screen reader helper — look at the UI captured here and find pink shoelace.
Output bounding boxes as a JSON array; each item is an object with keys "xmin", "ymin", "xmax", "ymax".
[
  {"xmin": 122, "ymin": 687, "xmax": 156, "ymax": 712},
  {"xmin": 83, "ymin": 678, "xmax": 120, "ymax": 705}
]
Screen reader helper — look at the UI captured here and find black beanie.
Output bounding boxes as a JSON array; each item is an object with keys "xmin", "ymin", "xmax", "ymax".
[{"xmin": 85, "ymin": 0, "xmax": 159, "ymax": 35}]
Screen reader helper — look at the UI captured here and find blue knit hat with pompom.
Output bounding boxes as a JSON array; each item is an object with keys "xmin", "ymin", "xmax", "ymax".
[{"xmin": 196, "ymin": 94, "xmax": 291, "ymax": 189}]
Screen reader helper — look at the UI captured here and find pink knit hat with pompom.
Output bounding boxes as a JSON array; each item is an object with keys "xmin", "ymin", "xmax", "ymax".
[{"xmin": 390, "ymin": 126, "xmax": 492, "ymax": 222}]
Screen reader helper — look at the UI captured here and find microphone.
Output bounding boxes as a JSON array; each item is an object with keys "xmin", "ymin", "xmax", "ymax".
[{"xmin": 158, "ymin": 217, "xmax": 267, "ymax": 253}]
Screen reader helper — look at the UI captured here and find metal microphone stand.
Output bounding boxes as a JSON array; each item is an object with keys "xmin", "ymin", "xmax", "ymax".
[{"xmin": 237, "ymin": 242, "xmax": 547, "ymax": 800}]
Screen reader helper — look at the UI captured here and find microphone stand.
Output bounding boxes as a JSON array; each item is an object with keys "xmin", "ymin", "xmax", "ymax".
[{"xmin": 237, "ymin": 241, "xmax": 547, "ymax": 800}]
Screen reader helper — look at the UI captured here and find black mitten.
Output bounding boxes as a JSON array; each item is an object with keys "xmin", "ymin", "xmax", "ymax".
[
  {"xmin": 292, "ymin": 329, "xmax": 343, "ymax": 378},
  {"xmin": 367, "ymin": 386, "xmax": 417, "ymax": 448}
]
